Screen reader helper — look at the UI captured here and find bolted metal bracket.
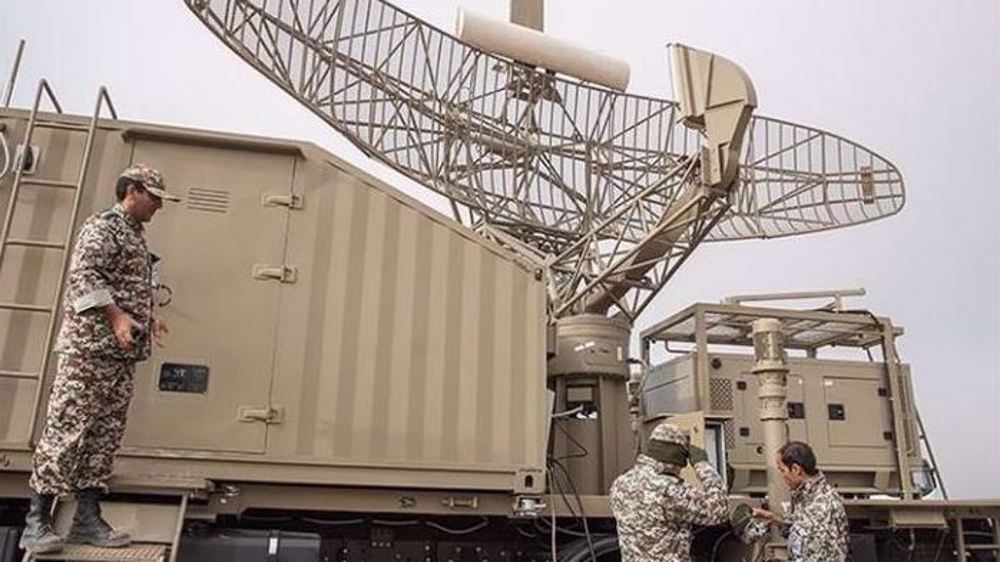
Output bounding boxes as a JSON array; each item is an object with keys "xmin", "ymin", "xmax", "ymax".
[
  {"xmin": 252, "ymin": 264, "xmax": 298, "ymax": 283},
  {"xmin": 14, "ymin": 143, "xmax": 39, "ymax": 174},
  {"xmin": 511, "ymin": 495, "xmax": 546, "ymax": 518}
]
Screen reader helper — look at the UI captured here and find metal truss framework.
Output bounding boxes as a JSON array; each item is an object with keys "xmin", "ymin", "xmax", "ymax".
[{"xmin": 187, "ymin": 0, "xmax": 905, "ymax": 321}]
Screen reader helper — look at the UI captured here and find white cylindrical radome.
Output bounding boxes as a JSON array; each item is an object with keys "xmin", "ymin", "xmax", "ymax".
[{"xmin": 456, "ymin": 8, "xmax": 630, "ymax": 92}]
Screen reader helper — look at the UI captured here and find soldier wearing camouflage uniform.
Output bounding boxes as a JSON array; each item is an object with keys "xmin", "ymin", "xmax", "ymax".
[
  {"xmin": 20, "ymin": 165, "xmax": 180, "ymax": 554},
  {"xmin": 739, "ymin": 441, "xmax": 849, "ymax": 562},
  {"xmin": 610, "ymin": 422, "xmax": 728, "ymax": 562}
]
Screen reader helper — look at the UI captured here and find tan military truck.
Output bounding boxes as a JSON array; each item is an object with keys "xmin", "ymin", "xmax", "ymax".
[{"xmin": 0, "ymin": 0, "xmax": 997, "ymax": 560}]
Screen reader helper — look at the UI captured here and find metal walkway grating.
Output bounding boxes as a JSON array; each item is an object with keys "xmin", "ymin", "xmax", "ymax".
[{"xmin": 32, "ymin": 543, "xmax": 166, "ymax": 561}]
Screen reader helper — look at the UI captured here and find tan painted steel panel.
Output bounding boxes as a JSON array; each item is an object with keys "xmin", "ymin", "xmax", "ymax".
[
  {"xmin": 0, "ymin": 110, "xmax": 548, "ymax": 492},
  {"xmin": 267, "ymin": 156, "xmax": 549, "ymax": 489}
]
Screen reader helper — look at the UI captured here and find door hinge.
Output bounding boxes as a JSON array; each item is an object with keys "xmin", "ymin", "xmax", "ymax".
[
  {"xmin": 252, "ymin": 264, "xmax": 298, "ymax": 283},
  {"xmin": 261, "ymin": 193, "xmax": 304, "ymax": 209},
  {"xmin": 237, "ymin": 405, "xmax": 284, "ymax": 424}
]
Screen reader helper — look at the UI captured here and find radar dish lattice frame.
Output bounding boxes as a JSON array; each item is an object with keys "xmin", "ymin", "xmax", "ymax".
[{"xmin": 186, "ymin": 0, "xmax": 904, "ymax": 320}]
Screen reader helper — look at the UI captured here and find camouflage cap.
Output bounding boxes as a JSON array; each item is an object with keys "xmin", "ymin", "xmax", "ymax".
[
  {"xmin": 120, "ymin": 164, "xmax": 181, "ymax": 202},
  {"xmin": 649, "ymin": 422, "xmax": 689, "ymax": 446}
]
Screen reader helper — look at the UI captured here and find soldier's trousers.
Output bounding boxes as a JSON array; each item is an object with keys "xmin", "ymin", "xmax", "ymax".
[{"xmin": 29, "ymin": 354, "xmax": 135, "ymax": 495}]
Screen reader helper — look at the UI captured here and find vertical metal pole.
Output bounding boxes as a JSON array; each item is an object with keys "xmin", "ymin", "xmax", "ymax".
[
  {"xmin": 752, "ymin": 318, "xmax": 790, "ymax": 561},
  {"xmin": 694, "ymin": 308, "xmax": 710, "ymax": 411},
  {"xmin": 954, "ymin": 518, "xmax": 966, "ymax": 560},
  {"xmin": 881, "ymin": 321, "xmax": 915, "ymax": 499},
  {"xmin": 627, "ymin": 356, "xmax": 649, "ymax": 457},
  {"xmin": 752, "ymin": 318, "xmax": 790, "ymax": 513},
  {"xmin": 915, "ymin": 408, "xmax": 948, "ymax": 499},
  {"xmin": 168, "ymin": 493, "xmax": 189, "ymax": 562},
  {"xmin": 2, "ymin": 39, "xmax": 26, "ymax": 108},
  {"xmin": 598, "ymin": 375, "xmax": 618, "ymax": 490}
]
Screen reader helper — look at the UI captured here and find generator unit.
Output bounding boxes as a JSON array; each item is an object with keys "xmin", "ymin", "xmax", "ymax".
[{"xmin": 640, "ymin": 298, "xmax": 933, "ymax": 499}]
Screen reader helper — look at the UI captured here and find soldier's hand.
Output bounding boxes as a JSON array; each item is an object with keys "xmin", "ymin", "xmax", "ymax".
[
  {"xmin": 751, "ymin": 507, "xmax": 782, "ymax": 524},
  {"xmin": 109, "ymin": 308, "xmax": 141, "ymax": 349},
  {"xmin": 152, "ymin": 318, "xmax": 169, "ymax": 348},
  {"xmin": 687, "ymin": 444, "xmax": 709, "ymax": 465},
  {"xmin": 729, "ymin": 503, "xmax": 752, "ymax": 532}
]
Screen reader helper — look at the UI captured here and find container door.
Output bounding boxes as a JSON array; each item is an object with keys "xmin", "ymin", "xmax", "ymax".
[{"xmin": 122, "ymin": 139, "xmax": 294, "ymax": 454}]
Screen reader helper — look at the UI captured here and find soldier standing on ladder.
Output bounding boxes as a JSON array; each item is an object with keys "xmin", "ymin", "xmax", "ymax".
[{"xmin": 19, "ymin": 164, "xmax": 181, "ymax": 554}]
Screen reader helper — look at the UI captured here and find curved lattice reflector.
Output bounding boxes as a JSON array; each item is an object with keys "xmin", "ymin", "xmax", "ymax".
[
  {"xmin": 186, "ymin": 0, "xmax": 905, "ymax": 318},
  {"xmin": 710, "ymin": 116, "xmax": 904, "ymax": 241}
]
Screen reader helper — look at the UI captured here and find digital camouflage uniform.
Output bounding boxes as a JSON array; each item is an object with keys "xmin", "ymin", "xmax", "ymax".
[
  {"xmin": 610, "ymin": 424, "xmax": 728, "ymax": 562},
  {"xmin": 742, "ymin": 472, "xmax": 849, "ymax": 562},
  {"xmin": 30, "ymin": 166, "xmax": 163, "ymax": 495}
]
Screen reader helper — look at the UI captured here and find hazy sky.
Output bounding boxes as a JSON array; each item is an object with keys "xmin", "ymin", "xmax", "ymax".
[{"xmin": 2, "ymin": 0, "xmax": 997, "ymax": 497}]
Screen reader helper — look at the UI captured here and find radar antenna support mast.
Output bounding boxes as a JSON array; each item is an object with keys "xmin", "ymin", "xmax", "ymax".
[
  {"xmin": 546, "ymin": 44, "xmax": 754, "ymax": 493},
  {"xmin": 185, "ymin": 0, "xmax": 902, "ymax": 494}
]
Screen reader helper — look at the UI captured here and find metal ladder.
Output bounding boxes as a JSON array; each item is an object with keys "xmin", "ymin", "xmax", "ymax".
[
  {"xmin": 24, "ymin": 492, "xmax": 189, "ymax": 562},
  {"xmin": 955, "ymin": 516, "xmax": 1000, "ymax": 561},
  {"xmin": 0, "ymin": 80, "xmax": 117, "ymax": 440}
]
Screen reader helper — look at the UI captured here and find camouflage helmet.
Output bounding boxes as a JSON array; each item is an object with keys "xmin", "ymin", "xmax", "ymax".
[
  {"xmin": 119, "ymin": 163, "xmax": 181, "ymax": 202},
  {"xmin": 646, "ymin": 422, "xmax": 690, "ymax": 467},
  {"xmin": 649, "ymin": 422, "xmax": 688, "ymax": 446}
]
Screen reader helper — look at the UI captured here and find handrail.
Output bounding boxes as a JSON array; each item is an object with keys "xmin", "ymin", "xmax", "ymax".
[
  {"xmin": 0, "ymin": 79, "xmax": 65, "ymax": 267},
  {"xmin": 0, "ymin": 82, "xmax": 122, "ymax": 442},
  {"xmin": 2, "ymin": 39, "xmax": 26, "ymax": 108}
]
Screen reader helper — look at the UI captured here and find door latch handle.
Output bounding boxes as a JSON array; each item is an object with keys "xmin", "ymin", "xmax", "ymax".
[
  {"xmin": 261, "ymin": 193, "xmax": 304, "ymax": 209},
  {"xmin": 252, "ymin": 265, "xmax": 297, "ymax": 283},
  {"xmin": 237, "ymin": 405, "xmax": 284, "ymax": 424}
]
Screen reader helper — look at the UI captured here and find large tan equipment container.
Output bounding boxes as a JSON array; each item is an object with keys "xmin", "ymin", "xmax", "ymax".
[
  {"xmin": 0, "ymin": 108, "xmax": 549, "ymax": 495},
  {"xmin": 640, "ymin": 301, "xmax": 931, "ymax": 500},
  {"xmin": 645, "ymin": 353, "xmax": 919, "ymax": 494}
]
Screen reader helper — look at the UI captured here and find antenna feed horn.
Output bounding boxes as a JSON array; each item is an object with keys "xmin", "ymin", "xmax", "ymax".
[{"xmin": 669, "ymin": 44, "xmax": 757, "ymax": 190}]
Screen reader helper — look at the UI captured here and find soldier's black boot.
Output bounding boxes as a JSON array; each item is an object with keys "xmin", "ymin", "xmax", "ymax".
[
  {"xmin": 66, "ymin": 488, "xmax": 131, "ymax": 547},
  {"xmin": 19, "ymin": 492, "xmax": 65, "ymax": 554}
]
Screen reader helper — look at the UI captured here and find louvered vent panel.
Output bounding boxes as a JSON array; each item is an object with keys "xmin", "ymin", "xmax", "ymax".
[{"xmin": 186, "ymin": 187, "xmax": 230, "ymax": 214}]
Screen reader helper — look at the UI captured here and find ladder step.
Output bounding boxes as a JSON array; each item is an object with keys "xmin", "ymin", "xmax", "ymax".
[
  {"xmin": 5, "ymin": 238, "xmax": 65, "ymax": 249},
  {"xmin": 35, "ymin": 121, "xmax": 91, "ymax": 132},
  {"xmin": 19, "ymin": 178, "xmax": 79, "ymax": 189},
  {"xmin": 966, "ymin": 544, "xmax": 1000, "ymax": 551},
  {"xmin": 0, "ymin": 369, "xmax": 39, "ymax": 380},
  {"xmin": 0, "ymin": 302, "xmax": 53, "ymax": 313},
  {"xmin": 32, "ymin": 543, "xmax": 167, "ymax": 561}
]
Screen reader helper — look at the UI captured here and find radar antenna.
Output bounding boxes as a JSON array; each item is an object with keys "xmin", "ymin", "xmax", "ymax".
[
  {"xmin": 185, "ymin": 0, "xmax": 907, "ymax": 496},
  {"xmin": 185, "ymin": 0, "xmax": 903, "ymax": 322}
]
